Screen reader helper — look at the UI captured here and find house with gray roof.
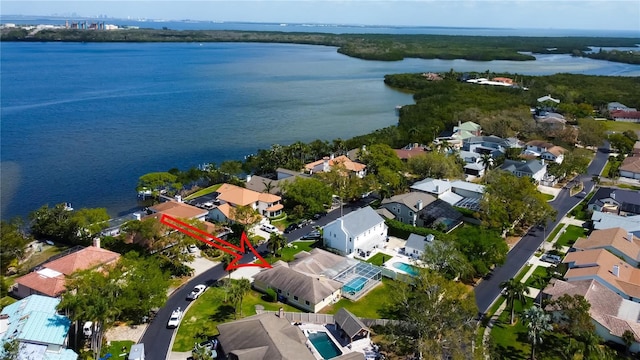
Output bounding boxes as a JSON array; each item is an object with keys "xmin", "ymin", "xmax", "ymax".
[
  {"xmin": 462, "ymin": 135, "xmax": 511, "ymax": 160},
  {"xmin": 323, "ymin": 206, "xmax": 387, "ymax": 256},
  {"xmin": 410, "ymin": 178, "xmax": 484, "ymax": 211},
  {"xmin": 591, "ymin": 212, "xmax": 640, "ymax": 236},
  {"xmin": 252, "ymin": 261, "xmax": 342, "ymax": 313},
  {"xmin": 380, "ymin": 192, "xmax": 437, "ymax": 226},
  {"xmin": 588, "ymin": 187, "xmax": 640, "ymax": 216},
  {"xmin": 335, "ymin": 308, "xmax": 370, "ymax": 344},
  {"xmin": 499, "ymin": 159, "xmax": 547, "ymax": 183},
  {"xmin": 217, "ymin": 312, "xmax": 316, "ymax": 360},
  {"xmin": 405, "ymin": 233, "xmax": 435, "ymax": 259},
  {"xmin": 0, "ymin": 295, "xmax": 78, "ymax": 360}
]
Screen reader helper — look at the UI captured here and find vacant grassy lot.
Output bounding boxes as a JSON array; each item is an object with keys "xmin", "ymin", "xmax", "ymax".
[
  {"xmin": 321, "ymin": 278, "xmax": 394, "ymax": 319},
  {"xmin": 602, "ymin": 120, "xmax": 640, "ymax": 133},
  {"xmin": 555, "ymin": 225, "xmax": 587, "ymax": 248},
  {"xmin": 263, "ymin": 240, "xmax": 318, "ymax": 263},
  {"xmin": 173, "ymin": 286, "xmax": 300, "ymax": 352}
]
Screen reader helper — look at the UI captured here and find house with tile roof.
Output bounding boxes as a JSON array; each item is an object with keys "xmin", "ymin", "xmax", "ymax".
[
  {"xmin": 252, "ymin": 261, "xmax": 343, "ymax": 313},
  {"xmin": 499, "ymin": 159, "xmax": 547, "ymax": 183},
  {"xmin": 523, "ymin": 140, "xmax": 566, "ymax": 164},
  {"xmin": 322, "ymin": 206, "xmax": 387, "ymax": 256},
  {"xmin": 563, "ymin": 248, "xmax": 640, "ymax": 302},
  {"xmin": 542, "ymin": 279, "xmax": 640, "ymax": 353},
  {"xmin": 148, "ymin": 200, "xmax": 208, "ymax": 221},
  {"xmin": 573, "ymin": 227, "xmax": 640, "ymax": 267},
  {"xmin": 304, "ymin": 155, "xmax": 366, "ymax": 178},
  {"xmin": 216, "ymin": 312, "xmax": 317, "ymax": 360},
  {"xmin": 0, "ymin": 295, "xmax": 78, "ymax": 360},
  {"xmin": 211, "ymin": 183, "xmax": 283, "ymax": 221},
  {"xmin": 393, "ymin": 143, "xmax": 427, "ymax": 160},
  {"xmin": 14, "ymin": 246, "xmax": 120, "ymax": 299}
]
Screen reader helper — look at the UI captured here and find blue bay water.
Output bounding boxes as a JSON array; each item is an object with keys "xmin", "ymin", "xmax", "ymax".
[{"xmin": 2, "ymin": 38, "xmax": 640, "ymax": 220}]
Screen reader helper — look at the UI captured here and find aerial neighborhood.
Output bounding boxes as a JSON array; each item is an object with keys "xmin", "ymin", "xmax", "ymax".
[{"xmin": 3, "ymin": 70, "xmax": 640, "ymax": 360}]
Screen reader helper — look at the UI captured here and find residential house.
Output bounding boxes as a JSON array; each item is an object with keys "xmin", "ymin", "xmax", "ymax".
[
  {"xmin": 304, "ymin": 155, "xmax": 366, "ymax": 178},
  {"xmin": 380, "ymin": 192, "xmax": 437, "ymax": 226},
  {"xmin": 588, "ymin": 187, "xmax": 640, "ymax": 216},
  {"xmin": 245, "ymin": 169, "xmax": 309, "ymax": 195},
  {"xmin": 591, "ymin": 212, "xmax": 640, "ymax": 235},
  {"xmin": 611, "ymin": 110, "xmax": 640, "ymax": 123},
  {"xmin": 393, "ymin": 143, "xmax": 426, "ymax": 160},
  {"xmin": 14, "ymin": 244, "xmax": 120, "ymax": 299},
  {"xmin": 323, "ymin": 206, "xmax": 387, "ymax": 256},
  {"xmin": 607, "ymin": 102, "xmax": 636, "ymax": 113},
  {"xmin": 563, "ymin": 249, "xmax": 640, "ymax": 302},
  {"xmin": 216, "ymin": 313, "xmax": 316, "ymax": 360},
  {"xmin": 542, "ymin": 279, "xmax": 640, "ymax": 353},
  {"xmin": 0, "ymin": 295, "xmax": 78, "ymax": 360},
  {"xmin": 404, "ymin": 233, "xmax": 435, "ymax": 259},
  {"xmin": 537, "ymin": 94, "xmax": 560, "ymax": 104},
  {"xmin": 619, "ymin": 155, "xmax": 640, "ymax": 179},
  {"xmin": 453, "ymin": 121, "xmax": 482, "ymax": 139},
  {"xmin": 210, "ymin": 183, "xmax": 283, "ymax": 222},
  {"xmin": 252, "ymin": 261, "xmax": 342, "ymax": 313},
  {"xmin": 462, "ymin": 135, "xmax": 510, "ymax": 159},
  {"xmin": 421, "ymin": 72, "xmax": 443, "ymax": 81},
  {"xmin": 499, "ymin": 159, "xmax": 547, "ymax": 183},
  {"xmin": 572, "ymin": 227, "xmax": 640, "ymax": 267},
  {"xmin": 410, "ymin": 178, "xmax": 484, "ymax": 211},
  {"xmin": 148, "ymin": 199, "xmax": 208, "ymax": 221},
  {"xmin": 523, "ymin": 140, "xmax": 566, "ymax": 164}
]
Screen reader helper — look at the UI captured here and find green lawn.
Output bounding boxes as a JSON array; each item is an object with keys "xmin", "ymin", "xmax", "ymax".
[
  {"xmin": 365, "ymin": 252, "xmax": 390, "ymax": 266},
  {"xmin": 102, "ymin": 340, "xmax": 135, "ymax": 358},
  {"xmin": 490, "ymin": 298, "xmax": 532, "ymax": 360},
  {"xmin": 555, "ymin": 225, "xmax": 587, "ymax": 248},
  {"xmin": 184, "ymin": 184, "xmax": 222, "ymax": 200},
  {"xmin": 524, "ymin": 266, "xmax": 552, "ymax": 289},
  {"xmin": 513, "ymin": 264, "xmax": 532, "ymax": 283},
  {"xmin": 263, "ymin": 240, "xmax": 318, "ymax": 263},
  {"xmin": 19, "ymin": 244, "xmax": 68, "ymax": 274},
  {"xmin": 321, "ymin": 278, "xmax": 394, "ymax": 319},
  {"xmin": 173, "ymin": 286, "xmax": 301, "ymax": 352},
  {"xmin": 602, "ymin": 120, "xmax": 640, "ymax": 133},
  {"xmin": 541, "ymin": 193, "xmax": 554, "ymax": 201},
  {"xmin": 0, "ymin": 296, "xmax": 17, "ymax": 309},
  {"xmin": 545, "ymin": 224, "xmax": 563, "ymax": 243}
]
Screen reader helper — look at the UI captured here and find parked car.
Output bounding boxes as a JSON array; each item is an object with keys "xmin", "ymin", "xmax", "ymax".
[
  {"xmin": 83, "ymin": 321, "xmax": 93, "ymax": 337},
  {"xmin": 301, "ymin": 230, "xmax": 321, "ymax": 240},
  {"xmin": 540, "ymin": 253, "xmax": 562, "ymax": 264},
  {"xmin": 186, "ymin": 284, "xmax": 206, "ymax": 300},
  {"xmin": 167, "ymin": 307, "xmax": 183, "ymax": 329},
  {"xmin": 260, "ymin": 224, "xmax": 278, "ymax": 233},
  {"xmin": 193, "ymin": 338, "xmax": 218, "ymax": 358},
  {"xmin": 188, "ymin": 244, "xmax": 198, "ymax": 253},
  {"xmin": 284, "ymin": 223, "xmax": 299, "ymax": 234},
  {"xmin": 312, "ymin": 211, "xmax": 327, "ymax": 220}
]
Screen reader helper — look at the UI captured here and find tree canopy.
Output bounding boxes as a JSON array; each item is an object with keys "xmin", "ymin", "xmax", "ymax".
[
  {"xmin": 281, "ymin": 177, "xmax": 332, "ymax": 216},
  {"xmin": 29, "ymin": 204, "xmax": 110, "ymax": 245}
]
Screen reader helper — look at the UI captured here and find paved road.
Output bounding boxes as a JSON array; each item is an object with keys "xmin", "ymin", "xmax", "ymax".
[
  {"xmin": 141, "ymin": 199, "xmax": 369, "ymax": 360},
  {"xmin": 473, "ymin": 143, "xmax": 610, "ymax": 313}
]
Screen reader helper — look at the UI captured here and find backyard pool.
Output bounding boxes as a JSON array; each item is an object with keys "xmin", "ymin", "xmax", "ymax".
[
  {"xmin": 392, "ymin": 262, "xmax": 419, "ymax": 276},
  {"xmin": 308, "ymin": 331, "xmax": 343, "ymax": 359},
  {"xmin": 343, "ymin": 276, "xmax": 368, "ymax": 293}
]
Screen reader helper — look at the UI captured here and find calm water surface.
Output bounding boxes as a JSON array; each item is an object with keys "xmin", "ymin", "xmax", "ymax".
[{"xmin": 1, "ymin": 41, "xmax": 639, "ymax": 219}]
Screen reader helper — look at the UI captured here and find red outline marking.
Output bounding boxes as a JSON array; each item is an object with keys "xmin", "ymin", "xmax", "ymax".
[{"xmin": 160, "ymin": 214, "xmax": 271, "ymax": 270}]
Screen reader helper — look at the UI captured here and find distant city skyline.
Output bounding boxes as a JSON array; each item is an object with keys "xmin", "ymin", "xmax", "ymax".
[{"xmin": 2, "ymin": 1, "xmax": 640, "ymax": 31}]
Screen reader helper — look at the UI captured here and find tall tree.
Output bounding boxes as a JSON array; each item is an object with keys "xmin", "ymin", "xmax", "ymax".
[
  {"xmin": 500, "ymin": 278, "xmax": 530, "ymax": 325},
  {"xmin": 227, "ymin": 278, "xmax": 251, "ymax": 318},
  {"xmin": 406, "ymin": 151, "xmax": 463, "ymax": 179},
  {"xmin": 524, "ymin": 305, "xmax": 552, "ymax": 360},
  {"xmin": 421, "ymin": 240, "xmax": 473, "ymax": 281},
  {"xmin": 281, "ymin": 177, "xmax": 332, "ymax": 216},
  {"xmin": 547, "ymin": 294, "xmax": 594, "ymax": 338},
  {"xmin": 0, "ymin": 218, "xmax": 31, "ymax": 273},
  {"xmin": 267, "ymin": 232, "xmax": 287, "ymax": 256}
]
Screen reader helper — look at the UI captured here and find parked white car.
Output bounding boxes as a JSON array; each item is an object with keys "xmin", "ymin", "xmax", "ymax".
[
  {"xmin": 260, "ymin": 224, "xmax": 278, "ymax": 233},
  {"xmin": 167, "ymin": 307, "xmax": 183, "ymax": 329},
  {"xmin": 187, "ymin": 284, "xmax": 206, "ymax": 300}
]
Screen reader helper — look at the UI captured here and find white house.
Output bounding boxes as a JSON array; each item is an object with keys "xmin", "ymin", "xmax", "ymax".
[
  {"xmin": 404, "ymin": 233, "xmax": 435, "ymax": 259},
  {"xmin": 322, "ymin": 206, "xmax": 388, "ymax": 256}
]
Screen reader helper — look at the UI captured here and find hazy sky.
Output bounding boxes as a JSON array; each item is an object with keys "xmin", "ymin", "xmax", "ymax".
[{"xmin": 2, "ymin": 1, "xmax": 640, "ymax": 31}]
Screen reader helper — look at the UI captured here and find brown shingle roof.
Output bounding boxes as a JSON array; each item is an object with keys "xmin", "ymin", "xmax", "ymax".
[
  {"xmin": 563, "ymin": 249, "xmax": 640, "ymax": 299},
  {"xmin": 149, "ymin": 201, "xmax": 208, "ymax": 219},
  {"xmin": 620, "ymin": 156, "xmax": 640, "ymax": 174},
  {"xmin": 253, "ymin": 264, "xmax": 342, "ymax": 305},
  {"xmin": 573, "ymin": 227, "xmax": 640, "ymax": 264}
]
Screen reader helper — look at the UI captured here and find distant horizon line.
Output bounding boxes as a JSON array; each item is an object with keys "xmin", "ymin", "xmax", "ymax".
[{"xmin": 2, "ymin": 14, "xmax": 639, "ymax": 33}]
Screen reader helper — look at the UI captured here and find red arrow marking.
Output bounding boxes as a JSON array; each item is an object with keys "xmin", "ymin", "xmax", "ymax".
[{"xmin": 159, "ymin": 214, "xmax": 271, "ymax": 271}]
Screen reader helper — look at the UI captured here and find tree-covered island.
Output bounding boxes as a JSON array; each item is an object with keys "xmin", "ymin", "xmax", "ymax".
[{"xmin": 2, "ymin": 27, "xmax": 639, "ymax": 63}]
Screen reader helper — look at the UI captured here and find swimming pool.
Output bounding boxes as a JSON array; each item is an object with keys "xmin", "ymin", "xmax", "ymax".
[
  {"xmin": 308, "ymin": 331, "xmax": 342, "ymax": 359},
  {"xmin": 392, "ymin": 262, "xmax": 419, "ymax": 276},
  {"xmin": 343, "ymin": 276, "xmax": 368, "ymax": 293}
]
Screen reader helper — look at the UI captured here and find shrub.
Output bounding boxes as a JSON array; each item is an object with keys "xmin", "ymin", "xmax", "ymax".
[{"xmin": 265, "ymin": 288, "xmax": 277, "ymax": 302}]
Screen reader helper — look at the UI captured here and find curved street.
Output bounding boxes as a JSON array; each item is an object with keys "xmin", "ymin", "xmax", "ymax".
[{"xmin": 474, "ymin": 143, "xmax": 610, "ymax": 313}]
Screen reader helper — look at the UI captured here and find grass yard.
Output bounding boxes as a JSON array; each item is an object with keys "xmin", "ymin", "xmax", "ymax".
[
  {"xmin": 545, "ymin": 224, "xmax": 563, "ymax": 243},
  {"xmin": 602, "ymin": 120, "xmax": 640, "ymax": 133},
  {"xmin": 263, "ymin": 240, "xmax": 318, "ymax": 263},
  {"xmin": 365, "ymin": 252, "xmax": 390, "ymax": 266},
  {"xmin": 524, "ymin": 266, "xmax": 552, "ymax": 289},
  {"xmin": 555, "ymin": 224, "xmax": 587, "ymax": 248},
  {"xmin": 19, "ymin": 244, "xmax": 67, "ymax": 274},
  {"xmin": 0, "ymin": 296, "xmax": 17, "ymax": 309},
  {"xmin": 321, "ymin": 278, "xmax": 394, "ymax": 319},
  {"xmin": 173, "ymin": 286, "xmax": 301, "ymax": 352},
  {"xmin": 184, "ymin": 184, "xmax": 222, "ymax": 200},
  {"xmin": 490, "ymin": 297, "xmax": 534, "ymax": 360},
  {"xmin": 513, "ymin": 264, "xmax": 532, "ymax": 283},
  {"xmin": 541, "ymin": 193, "xmax": 554, "ymax": 201},
  {"xmin": 102, "ymin": 340, "xmax": 135, "ymax": 358}
]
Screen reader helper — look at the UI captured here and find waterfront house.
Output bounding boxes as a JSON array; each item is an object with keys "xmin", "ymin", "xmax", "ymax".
[
  {"xmin": 542, "ymin": 279, "xmax": 640, "ymax": 353},
  {"xmin": 0, "ymin": 295, "xmax": 78, "ymax": 360},
  {"xmin": 148, "ymin": 200, "xmax": 208, "ymax": 221},
  {"xmin": 322, "ymin": 206, "xmax": 387, "ymax": 257},
  {"xmin": 245, "ymin": 169, "xmax": 309, "ymax": 195},
  {"xmin": 572, "ymin": 227, "xmax": 640, "ymax": 267},
  {"xmin": 304, "ymin": 155, "xmax": 367, "ymax": 178},
  {"xmin": 562, "ymin": 249, "xmax": 640, "ymax": 303},
  {"xmin": 393, "ymin": 143, "xmax": 427, "ymax": 160},
  {"xmin": 213, "ymin": 183, "xmax": 283, "ymax": 220},
  {"xmin": 14, "ymin": 244, "xmax": 120, "ymax": 299}
]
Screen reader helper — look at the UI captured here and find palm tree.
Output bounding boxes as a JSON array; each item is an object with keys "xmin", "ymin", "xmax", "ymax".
[
  {"xmin": 622, "ymin": 330, "xmax": 636, "ymax": 356},
  {"xmin": 227, "ymin": 279, "xmax": 251, "ymax": 318},
  {"xmin": 524, "ymin": 305, "xmax": 552, "ymax": 360},
  {"xmin": 500, "ymin": 278, "xmax": 530, "ymax": 325},
  {"xmin": 480, "ymin": 153, "xmax": 493, "ymax": 172},
  {"xmin": 262, "ymin": 180, "xmax": 275, "ymax": 194},
  {"xmin": 267, "ymin": 232, "xmax": 286, "ymax": 257},
  {"xmin": 578, "ymin": 331, "xmax": 604, "ymax": 359}
]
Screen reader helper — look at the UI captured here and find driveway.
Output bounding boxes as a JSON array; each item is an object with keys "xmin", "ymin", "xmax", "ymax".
[{"xmin": 473, "ymin": 142, "xmax": 609, "ymax": 313}]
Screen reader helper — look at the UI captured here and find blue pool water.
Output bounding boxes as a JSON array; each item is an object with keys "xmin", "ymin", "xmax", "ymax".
[
  {"xmin": 392, "ymin": 262, "xmax": 419, "ymax": 276},
  {"xmin": 308, "ymin": 332, "xmax": 342, "ymax": 359},
  {"xmin": 343, "ymin": 276, "xmax": 368, "ymax": 293}
]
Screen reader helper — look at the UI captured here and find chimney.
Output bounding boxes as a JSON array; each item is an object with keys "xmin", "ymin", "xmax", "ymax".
[
  {"xmin": 246, "ymin": 174, "xmax": 252, "ymax": 182},
  {"xmin": 435, "ymin": 185, "xmax": 439, "ymax": 193},
  {"xmin": 627, "ymin": 233, "xmax": 634, "ymax": 242},
  {"xmin": 416, "ymin": 200, "xmax": 423, "ymax": 211},
  {"xmin": 278, "ymin": 307, "xmax": 284, "ymax": 318},
  {"xmin": 612, "ymin": 265, "xmax": 620, "ymax": 277},
  {"xmin": 93, "ymin": 237, "xmax": 101, "ymax": 249}
]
